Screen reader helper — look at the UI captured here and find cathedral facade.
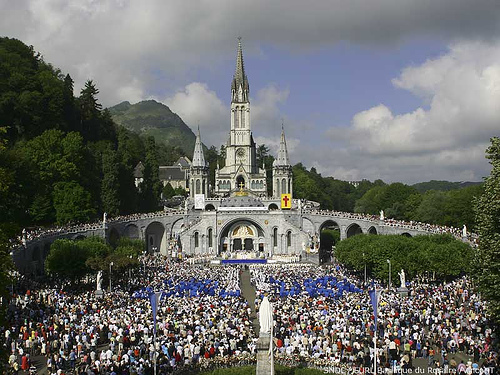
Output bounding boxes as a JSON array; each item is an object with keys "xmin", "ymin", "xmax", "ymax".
[{"xmin": 180, "ymin": 40, "xmax": 306, "ymax": 258}]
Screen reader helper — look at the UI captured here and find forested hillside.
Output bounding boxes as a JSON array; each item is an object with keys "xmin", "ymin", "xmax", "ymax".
[
  {"xmin": 109, "ymin": 100, "xmax": 196, "ymax": 155},
  {"xmin": 0, "ymin": 37, "xmax": 183, "ymax": 240}
]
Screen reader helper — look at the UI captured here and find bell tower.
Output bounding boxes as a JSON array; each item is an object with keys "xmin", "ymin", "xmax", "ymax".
[
  {"xmin": 190, "ymin": 127, "xmax": 209, "ymax": 198},
  {"xmin": 273, "ymin": 126, "xmax": 293, "ymax": 198},
  {"xmin": 214, "ymin": 38, "xmax": 267, "ymax": 197}
]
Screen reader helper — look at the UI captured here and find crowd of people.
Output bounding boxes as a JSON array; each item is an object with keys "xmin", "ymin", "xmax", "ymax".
[
  {"xmin": 4, "ymin": 253, "xmax": 498, "ymax": 374},
  {"xmin": 304, "ymin": 208, "xmax": 478, "ymax": 245},
  {"xmin": 4, "ymin": 257, "xmax": 256, "ymax": 374},
  {"xmin": 251, "ymin": 264, "xmax": 497, "ymax": 373}
]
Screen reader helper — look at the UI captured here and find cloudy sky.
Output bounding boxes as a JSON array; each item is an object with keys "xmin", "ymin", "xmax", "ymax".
[{"xmin": 2, "ymin": 0, "xmax": 500, "ymax": 183}]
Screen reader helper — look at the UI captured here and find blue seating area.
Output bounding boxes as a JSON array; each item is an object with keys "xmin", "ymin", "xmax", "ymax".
[
  {"xmin": 132, "ymin": 278, "xmax": 241, "ymax": 299},
  {"xmin": 266, "ymin": 275, "xmax": 363, "ymax": 299}
]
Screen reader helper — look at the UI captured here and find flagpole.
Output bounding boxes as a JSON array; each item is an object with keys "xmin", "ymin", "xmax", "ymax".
[
  {"xmin": 374, "ymin": 328, "xmax": 377, "ymax": 375},
  {"xmin": 153, "ymin": 326, "xmax": 157, "ymax": 375}
]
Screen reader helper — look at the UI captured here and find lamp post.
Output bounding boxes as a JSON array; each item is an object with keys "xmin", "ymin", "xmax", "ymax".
[
  {"xmin": 363, "ymin": 252, "xmax": 367, "ymax": 284},
  {"xmin": 109, "ymin": 261, "xmax": 113, "ymax": 293},
  {"xmin": 387, "ymin": 259, "xmax": 391, "ymax": 290},
  {"xmin": 128, "ymin": 255, "xmax": 132, "ymax": 283},
  {"xmin": 9, "ymin": 252, "xmax": 14, "ymax": 295}
]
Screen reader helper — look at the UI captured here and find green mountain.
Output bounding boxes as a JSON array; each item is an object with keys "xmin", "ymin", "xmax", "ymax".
[
  {"xmin": 108, "ymin": 100, "xmax": 196, "ymax": 155},
  {"xmin": 412, "ymin": 180, "xmax": 482, "ymax": 193}
]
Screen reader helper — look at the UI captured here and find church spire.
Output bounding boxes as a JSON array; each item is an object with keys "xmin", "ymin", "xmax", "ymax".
[
  {"xmin": 192, "ymin": 126, "xmax": 206, "ymax": 168},
  {"xmin": 274, "ymin": 123, "xmax": 290, "ymax": 167},
  {"xmin": 231, "ymin": 37, "xmax": 249, "ymax": 102}
]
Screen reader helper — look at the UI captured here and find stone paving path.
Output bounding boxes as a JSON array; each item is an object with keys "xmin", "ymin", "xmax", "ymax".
[{"xmin": 240, "ymin": 267, "xmax": 260, "ymax": 336}]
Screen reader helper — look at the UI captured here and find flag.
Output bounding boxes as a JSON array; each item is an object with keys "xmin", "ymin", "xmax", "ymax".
[
  {"xmin": 368, "ymin": 286, "xmax": 381, "ymax": 330},
  {"xmin": 149, "ymin": 291, "xmax": 162, "ymax": 336}
]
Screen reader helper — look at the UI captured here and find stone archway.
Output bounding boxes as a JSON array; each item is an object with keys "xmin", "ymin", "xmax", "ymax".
[
  {"xmin": 218, "ymin": 218, "xmax": 265, "ymax": 256},
  {"xmin": 268, "ymin": 203, "xmax": 279, "ymax": 211},
  {"xmin": 236, "ymin": 175, "xmax": 246, "ymax": 189},
  {"xmin": 171, "ymin": 218, "xmax": 184, "ymax": 238},
  {"xmin": 346, "ymin": 223, "xmax": 363, "ymax": 238},
  {"xmin": 368, "ymin": 226, "xmax": 378, "ymax": 235},
  {"xmin": 318, "ymin": 220, "xmax": 340, "ymax": 263},
  {"xmin": 401, "ymin": 232, "xmax": 412, "ymax": 238},
  {"xmin": 124, "ymin": 224, "xmax": 140, "ymax": 239},
  {"xmin": 145, "ymin": 222, "xmax": 165, "ymax": 253},
  {"xmin": 109, "ymin": 227, "xmax": 120, "ymax": 247}
]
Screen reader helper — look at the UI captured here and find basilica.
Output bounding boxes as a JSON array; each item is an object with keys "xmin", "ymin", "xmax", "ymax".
[{"xmin": 178, "ymin": 39, "xmax": 308, "ymax": 258}]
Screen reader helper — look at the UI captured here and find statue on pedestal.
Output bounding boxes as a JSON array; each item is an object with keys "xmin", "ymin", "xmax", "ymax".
[
  {"xmin": 96, "ymin": 271, "xmax": 103, "ymax": 291},
  {"xmin": 259, "ymin": 296, "xmax": 273, "ymax": 334},
  {"xmin": 398, "ymin": 269, "xmax": 406, "ymax": 288},
  {"xmin": 462, "ymin": 224, "xmax": 467, "ymax": 237},
  {"xmin": 380, "ymin": 210, "xmax": 385, "ymax": 220}
]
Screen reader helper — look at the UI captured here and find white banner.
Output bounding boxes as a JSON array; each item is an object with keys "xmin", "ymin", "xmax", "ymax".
[{"xmin": 194, "ymin": 194, "xmax": 205, "ymax": 210}]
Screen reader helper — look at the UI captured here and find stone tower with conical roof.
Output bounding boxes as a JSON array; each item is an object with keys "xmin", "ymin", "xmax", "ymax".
[
  {"xmin": 272, "ymin": 125, "xmax": 293, "ymax": 198},
  {"xmin": 190, "ymin": 127, "xmax": 209, "ymax": 198}
]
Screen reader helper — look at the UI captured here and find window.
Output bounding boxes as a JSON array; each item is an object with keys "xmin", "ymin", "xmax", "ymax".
[
  {"xmin": 194, "ymin": 232, "xmax": 199, "ymax": 248},
  {"xmin": 208, "ymin": 228, "xmax": 213, "ymax": 248},
  {"xmin": 287, "ymin": 231, "xmax": 292, "ymax": 247},
  {"xmin": 196, "ymin": 180, "xmax": 201, "ymax": 194},
  {"xmin": 241, "ymin": 108, "xmax": 245, "ymax": 128},
  {"xmin": 273, "ymin": 228, "xmax": 278, "ymax": 247},
  {"xmin": 281, "ymin": 179, "xmax": 286, "ymax": 194},
  {"xmin": 234, "ymin": 108, "xmax": 239, "ymax": 128}
]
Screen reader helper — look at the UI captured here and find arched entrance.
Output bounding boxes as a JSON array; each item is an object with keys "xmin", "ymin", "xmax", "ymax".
[
  {"xmin": 145, "ymin": 222, "xmax": 165, "ymax": 253},
  {"xmin": 109, "ymin": 227, "xmax": 120, "ymax": 247},
  {"xmin": 124, "ymin": 224, "xmax": 140, "ymax": 239},
  {"xmin": 319, "ymin": 220, "xmax": 340, "ymax": 264},
  {"xmin": 218, "ymin": 219, "xmax": 265, "ymax": 256},
  {"xmin": 268, "ymin": 203, "xmax": 279, "ymax": 211},
  {"xmin": 236, "ymin": 175, "xmax": 246, "ymax": 190},
  {"xmin": 401, "ymin": 232, "xmax": 412, "ymax": 237},
  {"xmin": 368, "ymin": 226, "xmax": 378, "ymax": 235},
  {"xmin": 346, "ymin": 223, "xmax": 363, "ymax": 238}
]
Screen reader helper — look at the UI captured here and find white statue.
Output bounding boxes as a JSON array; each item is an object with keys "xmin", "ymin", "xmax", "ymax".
[
  {"xmin": 259, "ymin": 296, "xmax": 273, "ymax": 334},
  {"xmin": 103, "ymin": 212, "xmax": 107, "ymax": 225},
  {"xmin": 398, "ymin": 269, "xmax": 406, "ymax": 288},
  {"xmin": 22, "ymin": 228, "xmax": 27, "ymax": 246},
  {"xmin": 462, "ymin": 225, "xmax": 467, "ymax": 237},
  {"xmin": 380, "ymin": 210, "xmax": 385, "ymax": 220},
  {"xmin": 96, "ymin": 271, "xmax": 103, "ymax": 291}
]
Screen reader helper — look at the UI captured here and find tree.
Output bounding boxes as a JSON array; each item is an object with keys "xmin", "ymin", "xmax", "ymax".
[
  {"xmin": 206, "ymin": 145, "xmax": 219, "ymax": 188},
  {"xmin": 45, "ymin": 239, "xmax": 90, "ymax": 281},
  {"xmin": 475, "ymin": 137, "xmax": 500, "ymax": 324},
  {"xmin": 335, "ymin": 234, "xmax": 472, "ymax": 282},
  {"xmin": 53, "ymin": 181, "xmax": 96, "ymax": 224},
  {"xmin": 139, "ymin": 137, "xmax": 162, "ymax": 212},
  {"xmin": 162, "ymin": 183, "xmax": 176, "ymax": 200},
  {"xmin": 101, "ymin": 148, "xmax": 120, "ymax": 216},
  {"xmin": 79, "ymin": 79, "xmax": 110, "ymax": 142}
]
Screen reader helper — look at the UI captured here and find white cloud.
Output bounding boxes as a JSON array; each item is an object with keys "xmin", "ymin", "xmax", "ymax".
[
  {"xmin": 163, "ymin": 82, "xmax": 291, "ymax": 152},
  {"xmin": 320, "ymin": 41, "xmax": 500, "ymax": 182},
  {"xmin": 1, "ymin": 1, "xmax": 499, "ymax": 182},
  {"xmin": 164, "ymin": 82, "xmax": 227, "ymax": 148},
  {"xmin": 1, "ymin": 0, "xmax": 499, "ymax": 106}
]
